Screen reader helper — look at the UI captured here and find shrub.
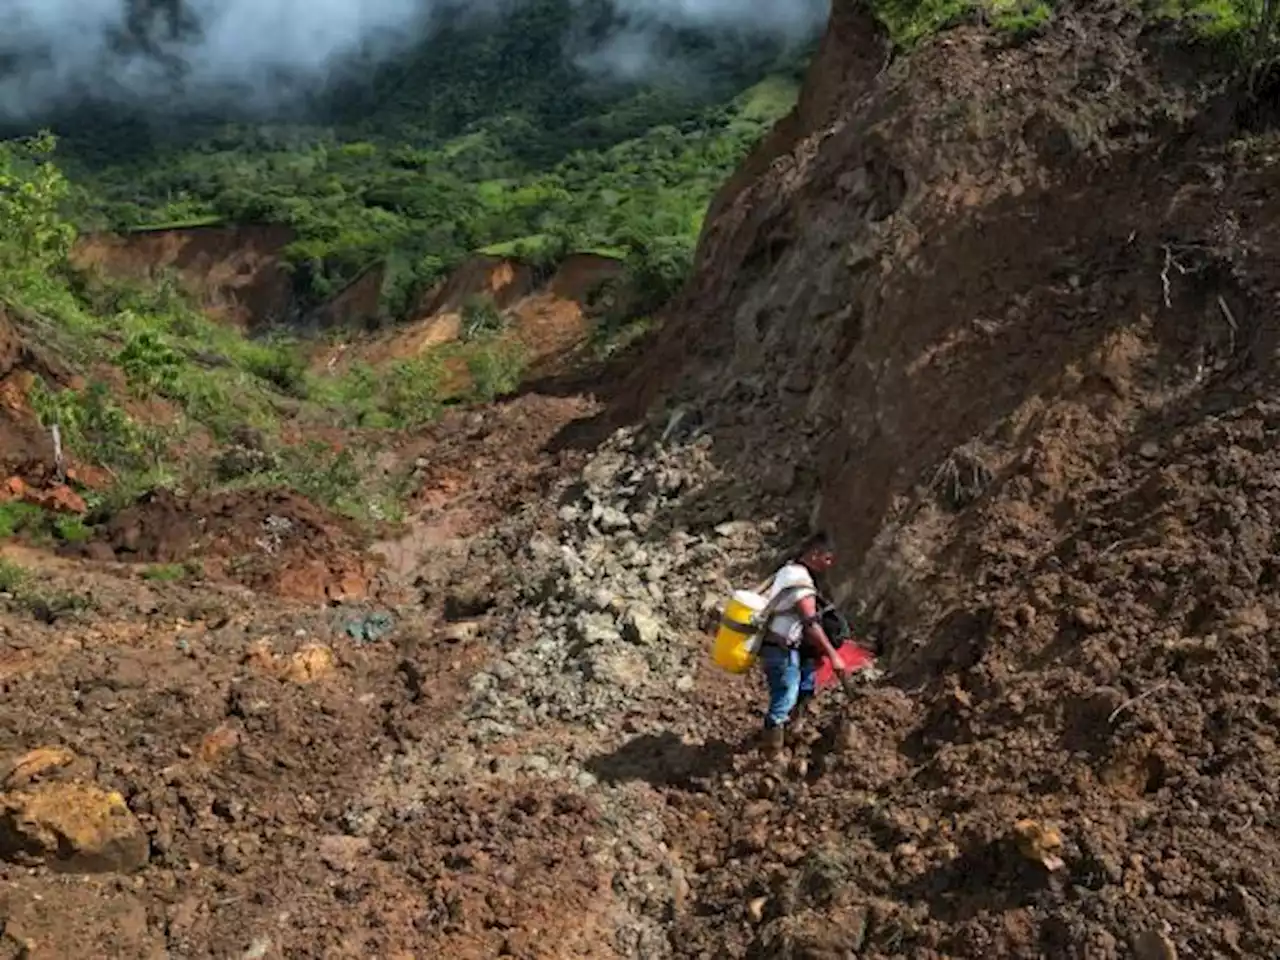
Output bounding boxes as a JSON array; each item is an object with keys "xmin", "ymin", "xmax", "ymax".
[
  {"xmin": 0, "ymin": 503, "xmax": 46, "ymax": 539},
  {"xmin": 466, "ymin": 340, "xmax": 527, "ymax": 402},
  {"xmin": 0, "ymin": 132, "xmax": 76, "ymax": 281},
  {"xmin": 0, "ymin": 559, "xmax": 27, "ymax": 593},
  {"xmin": 383, "ymin": 354, "xmax": 446, "ymax": 427},
  {"xmin": 620, "ymin": 233, "xmax": 694, "ymax": 318},
  {"xmin": 117, "ymin": 328, "xmax": 185, "ymax": 396},
  {"xmin": 243, "ymin": 341, "xmax": 309, "ymax": 398},
  {"xmin": 142, "ymin": 563, "xmax": 194, "ymax": 582},
  {"xmin": 461, "ymin": 294, "xmax": 505, "ymax": 341},
  {"xmin": 28, "ymin": 378, "xmax": 164, "ymax": 473},
  {"xmin": 54, "ymin": 515, "xmax": 92, "ymax": 544}
]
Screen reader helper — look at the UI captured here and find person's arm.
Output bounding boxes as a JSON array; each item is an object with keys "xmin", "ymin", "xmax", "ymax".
[{"xmin": 796, "ymin": 594, "xmax": 845, "ymax": 672}]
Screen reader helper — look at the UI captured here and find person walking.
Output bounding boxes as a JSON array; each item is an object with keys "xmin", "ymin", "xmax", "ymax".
[{"xmin": 758, "ymin": 532, "xmax": 852, "ymax": 757}]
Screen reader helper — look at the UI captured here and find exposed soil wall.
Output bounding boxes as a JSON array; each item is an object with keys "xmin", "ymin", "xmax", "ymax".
[{"xmin": 71, "ymin": 225, "xmax": 298, "ymax": 330}]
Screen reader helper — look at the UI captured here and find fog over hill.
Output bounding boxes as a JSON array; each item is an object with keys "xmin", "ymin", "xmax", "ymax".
[{"xmin": 0, "ymin": 0, "xmax": 827, "ymax": 117}]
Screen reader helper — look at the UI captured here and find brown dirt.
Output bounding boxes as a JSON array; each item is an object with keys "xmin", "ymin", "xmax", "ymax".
[
  {"xmin": 417, "ymin": 255, "xmax": 537, "ymax": 317},
  {"xmin": 70, "ymin": 226, "xmax": 297, "ymax": 330},
  {"xmin": 72, "ymin": 488, "xmax": 377, "ymax": 603},
  {"xmin": 303, "ymin": 263, "xmax": 386, "ymax": 333},
  {"xmin": 0, "ymin": 308, "xmax": 105, "ymax": 508},
  {"xmin": 0, "ymin": 378, "xmax": 613, "ymax": 959},
  {"xmin": 372, "ymin": 392, "xmax": 599, "ymax": 584},
  {"xmin": 0, "ymin": 308, "xmax": 48, "ymax": 473},
  {"xmin": 310, "ymin": 253, "xmax": 622, "ymax": 382}
]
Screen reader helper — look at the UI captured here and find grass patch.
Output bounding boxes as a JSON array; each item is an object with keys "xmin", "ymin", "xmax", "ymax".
[
  {"xmin": 865, "ymin": 0, "xmax": 1058, "ymax": 45},
  {"xmin": 1153, "ymin": 0, "xmax": 1249, "ymax": 38},
  {"xmin": 990, "ymin": 0, "xmax": 1054, "ymax": 34},
  {"xmin": 307, "ymin": 352, "xmax": 446, "ymax": 430},
  {"xmin": 0, "ymin": 503, "xmax": 47, "ymax": 540},
  {"xmin": 736, "ymin": 75, "xmax": 803, "ymax": 121},
  {"xmin": 0, "ymin": 558, "xmax": 28, "ymax": 593},
  {"xmin": 465, "ymin": 338, "xmax": 528, "ymax": 402},
  {"xmin": 54, "ymin": 515, "xmax": 92, "ymax": 544},
  {"xmin": 124, "ymin": 215, "xmax": 227, "ymax": 232},
  {"xmin": 142, "ymin": 561, "xmax": 200, "ymax": 582},
  {"xmin": 0, "ymin": 503, "xmax": 93, "ymax": 546},
  {"xmin": 868, "ymin": 0, "xmax": 975, "ymax": 45},
  {"xmin": 460, "ymin": 294, "xmax": 505, "ymax": 341},
  {"xmin": 479, "ymin": 234, "xmax": 551, "ymax": 257},
  {"xmin": 218, "ymin": 439, "xmax": 410, "ymax": 526}
]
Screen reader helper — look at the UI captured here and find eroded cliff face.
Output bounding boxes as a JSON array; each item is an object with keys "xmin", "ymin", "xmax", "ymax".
[
  {"xmin": 654, "ymin": 0, "xmax": 1275, "ymax": 655},
  {"xmin": 628, "ymin": 4, "xmax": 1280, "ymax": 952},
  {"xmin": 71, "ymin": 225, "xmax": 299, "ymax": 329}
]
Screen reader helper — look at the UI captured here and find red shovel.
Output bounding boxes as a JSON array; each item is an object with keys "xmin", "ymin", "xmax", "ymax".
[{"xmin": 815, "ymin": 642, "xmax": 875, "ymax": 690}]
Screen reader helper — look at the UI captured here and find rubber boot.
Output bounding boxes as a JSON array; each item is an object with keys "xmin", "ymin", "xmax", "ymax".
[
  {"xmin": 789, "ymin": 693, "xmax": 815, "ymax": 737},
  {"xmin": 761, "ymin": 724, "xmax": 785, "ymax": 759}
]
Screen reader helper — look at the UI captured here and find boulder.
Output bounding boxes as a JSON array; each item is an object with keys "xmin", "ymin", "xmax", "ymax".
[
  {"xmin": 444, "ymin": 581, "xmax": 496, "ymax": 621},
  {"xmin": 1133, "ymin": 931, "xmax": 1177, "ymax": 960},
  {"xmin": 283, "ymin": 644, "xmax": 337, "ymax": 683},
  {"xmin": 0, "ymin": 783, "xmax": 149, "ymax": 873},
  {"xmin": 582, "ymin": 451, "xmax": 627, "ymax": 491},
  {"xmin": 586, "ymin": 649, "xmax": 649, "ymax": 690},
  {"xmin": 442, "ymin": 620, "xmax": 483, "ymax": 645},
  {"xmin": 595, "ymin": 506, "xmax": 632, "ymax": 533}
]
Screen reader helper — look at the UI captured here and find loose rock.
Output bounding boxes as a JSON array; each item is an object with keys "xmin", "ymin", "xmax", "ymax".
[{"xmin": 0, "ymin": 783, "xmax": 149, "ymax": 873}]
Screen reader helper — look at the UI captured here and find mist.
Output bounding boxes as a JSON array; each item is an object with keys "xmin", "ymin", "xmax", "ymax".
[
  {"xmin": 0, "ymin": 0, "xmax": 828, "ymax": 119},
  {"xmin": 605, "ymin": 0, "xmax": 827, "ymax": 38},
  {"xmin": 0, "ymin": 0, "xmax": 454, "ymax": 118},
  {"xmin": 577, "ymin": 0, "xmax": 828, "ymax": 81}
]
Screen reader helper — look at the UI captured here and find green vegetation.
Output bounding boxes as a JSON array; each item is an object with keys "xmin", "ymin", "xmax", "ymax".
[
  {"xmin": 142, "ymin": 561, "xmax": 202, "ymax": 582},
  {"xmin": 0, "ymin": 132, "xmax": 464, "ymax": 525},
  {"xmin": 40, "ymin": 6, "xmax": 807, "ymax": 319},
  {"xmin": 865, "ymin": 0, "xmax": 1280, "ymax": 56},
  {"xmin": 0, "ymin": 558, "xmax": 26, "ymax": 593},
  {"xmin": 0, "ymin": 3, "xmax": 812, "ymax": 538},
  {"xmin": 864, "ymin": 0, "xmax": 1056, "ymax": 46},
  {"xmin": 461, "ymin": 295, "xmax": 506, "ymax": 341},
  {"xmin": 0, "ymin": 503, "xmax": 91, "ymax": 546},
  {"xmin": 466, "ymin": 339, "xmax": 529, "ymax": 403},
  {"xmin": 1155, "ymin": 0, "xmax": 1280, "ymax": 83}
]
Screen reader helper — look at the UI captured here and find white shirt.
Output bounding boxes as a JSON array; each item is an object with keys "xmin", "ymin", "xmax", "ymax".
[{"xmin": 765, "ymin": 563, "xmax": 818, "ymax": 646}]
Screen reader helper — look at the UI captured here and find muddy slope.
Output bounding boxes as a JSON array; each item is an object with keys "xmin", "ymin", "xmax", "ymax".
[{"xmin": 618, "ymin": 0, "xmax": 1280, "ymax": 955}]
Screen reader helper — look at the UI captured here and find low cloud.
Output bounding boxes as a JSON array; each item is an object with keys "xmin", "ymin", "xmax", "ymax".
[{"xmin": 0, "ymin": 0, "xmax": 827, "ymax": 119}]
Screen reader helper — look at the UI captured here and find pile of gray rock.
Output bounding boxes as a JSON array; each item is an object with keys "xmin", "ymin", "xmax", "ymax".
[{"xmin": 462, "ymin": 424, "xmax": 782, "ymax": 742}]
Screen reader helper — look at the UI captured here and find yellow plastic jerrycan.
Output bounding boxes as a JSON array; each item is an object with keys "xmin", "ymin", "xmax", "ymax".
[{"xmin": 712, "ymin": 589, "xmax": 768, "ymax": 674}]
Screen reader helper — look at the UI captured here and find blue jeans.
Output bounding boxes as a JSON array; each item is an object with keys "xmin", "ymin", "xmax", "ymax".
[{"xmin": 761, "ymin": 645, "xmax": 817, "ymax": 728}]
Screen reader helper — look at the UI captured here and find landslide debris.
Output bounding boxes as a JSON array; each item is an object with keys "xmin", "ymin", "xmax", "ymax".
[
  {"xmin": 5, "ymin": 0, "xmax": 1280, "ymax": 957},
  {"xmin": 72, "ymin": 487, "xmax": 377, "ymax": 602}
]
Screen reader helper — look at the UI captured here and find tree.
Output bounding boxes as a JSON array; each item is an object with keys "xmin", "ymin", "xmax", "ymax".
[{"xmin": 0, "ymin": 132, "xmax": 76, "ymax": 279}]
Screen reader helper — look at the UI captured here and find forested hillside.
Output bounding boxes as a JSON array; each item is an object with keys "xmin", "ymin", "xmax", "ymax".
[{"xmin": 12, "ymin": 0, "xmax": 810, "ymax": 314}]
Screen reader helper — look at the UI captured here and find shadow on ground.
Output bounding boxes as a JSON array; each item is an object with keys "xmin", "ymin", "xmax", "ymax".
[{"xmin": 585, "ymin": 731, "xmax": 737, "ymax": 789}]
